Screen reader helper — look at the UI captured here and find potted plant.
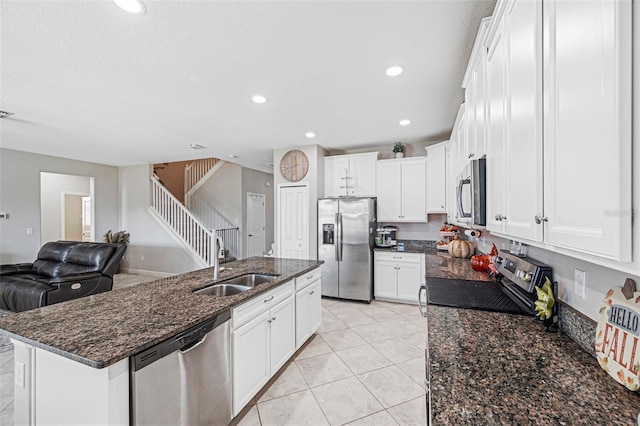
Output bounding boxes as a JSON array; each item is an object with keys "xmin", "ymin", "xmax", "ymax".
[
  {"xmin": 393, "ymin": 142, "xmax": 405, "ymax": 158},
  {"xmin": 103, "ymin": 230, "xmax": 130, "ymax": 273}
]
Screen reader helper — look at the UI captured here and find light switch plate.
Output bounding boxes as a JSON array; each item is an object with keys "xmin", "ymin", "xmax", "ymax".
[{"xmin": 574, "ymin": 269, "xmax": 586, "ymax": 299}]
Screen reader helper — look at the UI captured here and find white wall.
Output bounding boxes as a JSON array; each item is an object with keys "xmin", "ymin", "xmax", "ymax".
[
  {"xmin": 241, "ymin": 168, "xmax": 275, "ymax": 258},
  {"xmin": 40, "ymin": 172, "xmax": 90, "ymax": 245},
  {"xmin": 0, "ymin": 148, "xmax": 119, "ymax": 264},
  {"xmin": 119, "ymin": 164, "xmax": 203, "ymax": 275},
  {"xmin": 190, "ymin": 162, "xmax": 242, "ymax": 231}
]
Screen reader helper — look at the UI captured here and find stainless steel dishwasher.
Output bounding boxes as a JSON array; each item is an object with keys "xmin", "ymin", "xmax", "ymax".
[{"xmin": 130, "ymin": 310, "xmax": 232, "ymax": 425}]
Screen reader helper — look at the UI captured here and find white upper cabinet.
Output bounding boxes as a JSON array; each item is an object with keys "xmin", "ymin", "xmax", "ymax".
[
  {"xmin": 324, "ymin": 152, "xmax": 378, "ymax": 198},
  {"xmin": 482, "ymin": 0, "xmax": 632, "ymax": 262},
  {"xmin": 462, "ymin": 17, "xmax": 491, "ymax": 162},
  {"xmin": 542, "ymin": 0, "xmax": 632, "ymax": 261},
  {"xmin": 502, "ymin": 0, "xmax": 543, "ymax": 242},
  {"xmin": 377, "ymin": 157, "xmax": 427, "ymax": 222},
  {"xmin": 426, "ymin": 142, "xmax": 447, "ymax": 214},
  {"xmin": 485, "ymin": 0, "xmax": 543, "ymax": 242}
]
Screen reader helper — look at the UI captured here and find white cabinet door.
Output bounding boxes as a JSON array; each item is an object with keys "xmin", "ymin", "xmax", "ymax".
[
  {"xmin": 503, "ymin": 0, "xmax": 543, "ymax": 242},
  {"xmin": 308, "ymin": 281, "xmax": 322, "ymax": 335},
  {"xmin": 324, "ymin": 157, "xmax": 350, "ymax": 198},
  {"xmin": 350, "ymin": 154, "xmax": 377, "ymax": 197},
  {"xmin": 233, "ymin": 311, "xmax": 270, "ymax": 413},
  {"xmin": 374, "ymin": 258, "xmax": 397, "ymax": 299},
  {"xmin": 400, "ymin": 158, "xmax": 427, "ymax": 222},
  {"xmin": 269, "ymin": 296, "xmax": 295, "ymax": 375},
  {"xmin": 396, "ymin": 260, "xmax": 422, "ymax": 303},
  {"xmin": 295, "ymin": 287, "xmax": 311, "ymax": 349},
  {"xmin": 542, "ymin": 0, "xmax": 632, "ymax": 261},
  {"xmin": 426, "ymin": 143, "xmax": 447, "ymax": 213},
  {"xmin": 485, "ymin": 17, "xmax": 507, "ymax": 234},
  {"xmin": 376, "ymin": 161, "xmax": 402, "ymax": 221}
]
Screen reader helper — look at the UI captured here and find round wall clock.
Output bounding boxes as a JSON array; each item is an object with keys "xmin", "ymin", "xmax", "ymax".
[{"xmin": 279, "ymin": 149, "xmax": 309, "ymax": 182}]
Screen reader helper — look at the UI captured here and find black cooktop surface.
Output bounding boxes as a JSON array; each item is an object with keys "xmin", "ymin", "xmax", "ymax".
[{"xmin": 426, "ymin": 278, "xmax": 529, "ymax": 315}]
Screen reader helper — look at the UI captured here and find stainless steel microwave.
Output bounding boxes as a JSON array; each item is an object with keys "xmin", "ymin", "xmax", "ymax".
[{"xmin": 456, "ymin": 158, "xmax": 486, "ymax": 226}]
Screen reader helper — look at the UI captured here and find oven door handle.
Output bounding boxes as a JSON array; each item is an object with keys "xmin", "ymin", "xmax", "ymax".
[{"xmin": 418, "ymin": 284, "xmax": 427, "ymax": 318}]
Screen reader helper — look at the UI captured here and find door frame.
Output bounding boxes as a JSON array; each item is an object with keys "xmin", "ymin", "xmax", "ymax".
[
  {"xmin": 60, "ymin": 191, "xmax": 91, "ymax": 241},
  {"xmin": 276, "ymin": 182, "xmax": 310, "ymax": 259},
  {"xmin": 246, "ymin": 192, "xmax": 266, "ymax": 257}
]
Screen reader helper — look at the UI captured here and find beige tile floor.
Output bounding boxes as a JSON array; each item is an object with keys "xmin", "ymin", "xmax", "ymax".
[
  {"xmin": 232, "ymin": 297, "xmax": 427, "ymax": 426},
  {"xmin": 0, "ymin": 276, "xmax": 427, "ymax": 426}
]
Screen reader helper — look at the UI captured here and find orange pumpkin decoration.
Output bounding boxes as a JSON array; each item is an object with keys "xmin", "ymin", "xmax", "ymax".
[
  {"xmin": 448, "ymin": 237, "xmax": 475, "ymax": 259},
  {"xmin": 470, "ymin": 254, "xmax": 490, "ymax": 272}
]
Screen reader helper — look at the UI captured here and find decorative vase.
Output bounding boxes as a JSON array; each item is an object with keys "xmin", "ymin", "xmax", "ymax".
[{"xmin": 395, "ymin": 152, "xmax": 404, "ymax": 158}]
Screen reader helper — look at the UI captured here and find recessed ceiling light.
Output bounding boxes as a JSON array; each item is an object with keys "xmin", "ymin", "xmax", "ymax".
[
  {"xmin": 305, "ymin": 132, "xmax": 316, "ymax": 139},
  {"xmin": 229, "ymin": 154, "xmax": 239, "ymax": 159},
  {"xmin": 252, "ymin": 95, "xmax": 267, "ymax": 104},
  {"xmin": 0, "ymin": 111, "xmax": 14, "ymax": 118},
  {"xmin": 114, "ymin": 0, "xmax": 146, "ymax": 15},
  {"xmin": 188, "ymin": 144, "xmax": 205, "ymax": 149},
  {"xmin": 385, "ymin": 65, "xmax": 404, "ymax": 77},
  {"xmin": 399, "ymin": 119, "xmax": 411, "ymax": 126}
]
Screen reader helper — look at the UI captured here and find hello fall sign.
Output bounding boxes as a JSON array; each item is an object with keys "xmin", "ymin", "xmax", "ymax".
[{"xmin": 595, "ymin": 279, "xmax": 640, "ymax": 391}]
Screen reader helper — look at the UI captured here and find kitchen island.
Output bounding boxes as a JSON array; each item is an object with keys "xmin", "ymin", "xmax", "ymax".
[{"xmin": 0, "ymin": 257, "xmax": 322, "ymax": 425}]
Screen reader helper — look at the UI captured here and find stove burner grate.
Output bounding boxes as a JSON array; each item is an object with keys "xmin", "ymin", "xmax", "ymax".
[{"xmin": 427, "ymin": 278, "xmax": 529, "ymax": 315}]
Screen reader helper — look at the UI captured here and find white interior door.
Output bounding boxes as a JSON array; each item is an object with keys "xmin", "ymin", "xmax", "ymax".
[
  {"xmin": 81, "ymin": 196, "xmax": 92, "ymax": 242},
  {"xmin": 247, "ymin": 193, "xmax": 266, "ymax": 257},
  {"xmin": 278, "ymin": 185, "xmax": 309, "ymax": 259}
]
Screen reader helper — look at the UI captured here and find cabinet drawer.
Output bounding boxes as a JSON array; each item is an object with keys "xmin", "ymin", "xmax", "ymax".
[
  {"xmin": 232, "ymin": 282, "xmax": 293, "ymax": 330},
  {"xmin": 295, "ymin": 267, "xmax": 321, "ymax": 291},
  {"xmin": 374, "ymin": 251, "xmax": 423, "ymax": 264}
]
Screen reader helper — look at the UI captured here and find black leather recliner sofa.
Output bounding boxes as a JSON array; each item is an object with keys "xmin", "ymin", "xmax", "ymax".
[{"xmin": 0, "ymin": 241, "xmax": 127, "ymax": 312}]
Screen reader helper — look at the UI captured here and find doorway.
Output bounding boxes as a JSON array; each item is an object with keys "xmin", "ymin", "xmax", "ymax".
[
  {"xmin": 246, "ymin": 193, "xmax": 266, "ymax": 257},
  {"xmin": 277, "ymin": 184, "xmax": 310, "ymax": 259},
  {"xmin": 41, "ymin": 172, "xmax": 95, "ymax": 245}
]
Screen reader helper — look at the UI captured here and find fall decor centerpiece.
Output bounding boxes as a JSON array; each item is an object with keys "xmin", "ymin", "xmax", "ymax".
[{"xmin": 448, "ymin": 236, "xmax": 474, "ymax": 259}]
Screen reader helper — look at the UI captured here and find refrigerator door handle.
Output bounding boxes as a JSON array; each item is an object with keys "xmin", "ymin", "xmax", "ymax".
[
  {"xmin": 337, "ymin": 213, "xmax": 343, "ymax": 261},
  {"xmin": 334, "ymin": 213, "xmax": 340, "ymax": 261}
]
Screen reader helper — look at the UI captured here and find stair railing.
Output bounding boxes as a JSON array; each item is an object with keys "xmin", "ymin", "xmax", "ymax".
[
  {"xmin": 151, "ymin": 174, "xmax": 214, "ymax": 266},
  {"xmin": 184, "ymin": 158, "xmax": 220, "ymax": 196}
]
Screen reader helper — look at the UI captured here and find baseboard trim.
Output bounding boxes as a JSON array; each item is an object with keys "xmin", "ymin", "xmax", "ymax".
[{"xmin": 119, "ymin": 268, "xmax": 175, "ymax": 278}]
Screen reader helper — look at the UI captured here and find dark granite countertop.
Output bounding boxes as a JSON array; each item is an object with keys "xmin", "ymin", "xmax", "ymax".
[
  {"xmin": 427, "ymin": 305, "xmax": 640, "ymax": 425},
  {"xmin": 0, "ymin": 257, "xmax": 322, "ymax": 369}
]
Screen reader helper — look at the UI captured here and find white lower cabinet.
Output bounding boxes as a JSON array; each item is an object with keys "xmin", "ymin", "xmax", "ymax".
[
  {"xmin": 232, "ymin": 268, "xmax": 322, "ymax": 416},
  {"xmin": 374, "ymin": 252, "xmax": 424, "ymax": 304},
  {"xmin": 295, "ymin": 279, "xmax": 322, "ymax": 349},
  {"xmin": 232, "ymin": 282, "xmax": 295, "ymax": 416}
]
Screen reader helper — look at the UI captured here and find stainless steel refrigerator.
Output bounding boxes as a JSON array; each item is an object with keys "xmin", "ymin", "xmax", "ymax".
[{"xmin": 318, "ymin": 198, "xmax": 376, "ymax": 302}]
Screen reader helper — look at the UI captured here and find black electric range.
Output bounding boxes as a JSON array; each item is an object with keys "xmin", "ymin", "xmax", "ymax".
[{"xmin": 426, "ymin": 250, "xmax": 554, "ymax": 318}]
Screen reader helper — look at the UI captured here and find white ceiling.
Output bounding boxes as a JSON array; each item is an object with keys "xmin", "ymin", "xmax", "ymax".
[{"xmin": 0, "ymin": 0, "xmax": 496, "ymax": 173}]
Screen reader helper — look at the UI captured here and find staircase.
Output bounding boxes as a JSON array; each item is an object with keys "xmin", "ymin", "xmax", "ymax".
[
  {"xmin": 149, "ymin": 157, "xmax": 240, "ymax": 266},
  {"xmin": 184, "ymin": 158, "xmax": 224, "ymax": 209}
]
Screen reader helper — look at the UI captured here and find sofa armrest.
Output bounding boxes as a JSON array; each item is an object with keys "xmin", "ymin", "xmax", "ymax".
[
  {"xmin": 49, "ymin": 272, "xmax": 103, "ymax": 286},
  {"xmin": 0, "ymin": 263, "xmax": 33, "ymax": 276}
]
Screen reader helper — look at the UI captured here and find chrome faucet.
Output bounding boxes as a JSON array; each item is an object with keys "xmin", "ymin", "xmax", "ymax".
[{"xmin": 212, "ymin": 234, "xmax": 225, "ymax": 280}]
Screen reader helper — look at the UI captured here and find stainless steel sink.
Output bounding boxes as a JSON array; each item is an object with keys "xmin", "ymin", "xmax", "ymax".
[
  {"xmin": 194, "ymin": 283, "xmax": 251, "ymax": 297},
  {"xmin": 220, "ymin": 273, "xmax": 279, "ymax": 288}
]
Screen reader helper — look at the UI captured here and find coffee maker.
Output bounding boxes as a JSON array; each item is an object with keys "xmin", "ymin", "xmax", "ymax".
[{"xmin": 375, "ymin": 226, "xmax": 397, "ymax": 247}]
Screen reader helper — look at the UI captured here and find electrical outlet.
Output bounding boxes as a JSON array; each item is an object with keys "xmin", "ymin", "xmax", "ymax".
[
  {"xmin": 574, "ymin": 269, "xmax": 586, "ymax": 299},
  {"xmin": 141, "ymin": 255, "xmax": 145, "ymax": 261},
  {"xmin": 15, "ymin": 361, "xmax": 25, "ymax": 388},
  {"xmin": 26, "ymin": 228, "xmax": 33, "ymax": 235}
]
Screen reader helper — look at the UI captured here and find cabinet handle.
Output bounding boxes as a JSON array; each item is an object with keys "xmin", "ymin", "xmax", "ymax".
[
  {"xmin": 267, "ymin": 319, "xmax": 272, "ymax": 323},
  {"xmin": 534, "ymin": 215, "xmax": 548, "ymax": 224},
  {"xmin": 468, "ymin": 153, "xmax": 475, "ymax": 158},
  {"xmin": 310, "ymin": 291, "xmax": 315, "ymax": 295},
  {"xmin": 307, "ymin": 275, "xmax": 313, "ymax": 280},
  {"xmin": 393, "ymin": 256, "xmax": 402, "ymax": 259},
  {"xmin": 272, "ymin": 316, "xmax": 276, "ymax": 322},
  {"xmin": 264, "ymin": 296, "xmax": 274, "ymax": 303}
]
